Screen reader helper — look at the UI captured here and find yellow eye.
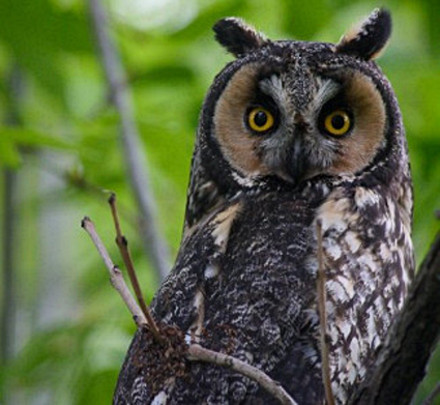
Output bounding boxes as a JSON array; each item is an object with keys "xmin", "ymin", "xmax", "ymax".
[
  {"xmin": 324, "ymin": 110, "xmax": 351, "ymax": 136},
  {"xmin": 247, "ymin": 107, "xmax": 275, "ymax": 133}
]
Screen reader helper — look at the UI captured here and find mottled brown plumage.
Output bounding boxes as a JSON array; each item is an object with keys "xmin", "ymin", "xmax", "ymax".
[{"xmin": 114, "ymin": 8, "xmax": 414, "ymax": 404}]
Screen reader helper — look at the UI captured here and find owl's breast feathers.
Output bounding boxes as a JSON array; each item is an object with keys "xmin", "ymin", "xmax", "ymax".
[
  {"xmin": 115, "ymin": 180, "xmax": 413, "ymax": 405},
  {"xmin": 317, "ymin": 181, "xmax": 414, "ymax": 403}
]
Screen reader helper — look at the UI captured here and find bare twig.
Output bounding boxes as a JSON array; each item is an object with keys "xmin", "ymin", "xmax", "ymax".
[
  {"xmin": 423, "ymin": 382, "xmax": 440, "ymax": 405},
  {"xmin": 350, "ymin": 232, "xmax": 440, "ymax": 404},
  {"xmin": 316, "ymin": 220, "xmax": 335, "ymax": 405},
  {"xmin": 58, "ymin": 167, "xmax": 139, "ymax": 229},
  {"xmin": 108, "ymin": 193, "xmax": 163, "ymax": 343},
  {"xmin": 88, "ymin": 0, "xmax": 171, "ymax": 281},
  {"xmin": 81, "ymin": 216, "xmax": 147, "ymax": 326},
  {"xmin": 187, "ymin": 344, "xmax": 298, "ymax": 405}
]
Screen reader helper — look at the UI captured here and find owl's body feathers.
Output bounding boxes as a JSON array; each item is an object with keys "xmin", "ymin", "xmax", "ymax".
[{"xmin": 115, "ymin": 9, "xmax": 413, "ymax": 405}]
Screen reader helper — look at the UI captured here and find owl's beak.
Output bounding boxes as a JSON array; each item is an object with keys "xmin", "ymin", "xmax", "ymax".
[
  {"xmin": 263, "ymin": 123, "xmax": 310, "ymax": 185},
  {"xmin": 284, "ymin": 137, "xmax": 306, "ymax": 185}
]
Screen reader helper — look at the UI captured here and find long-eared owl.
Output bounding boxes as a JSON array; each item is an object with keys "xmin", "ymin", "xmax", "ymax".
[{"xmin": 114, "ymin": 8, "xmax": 414, "ymax": 404}]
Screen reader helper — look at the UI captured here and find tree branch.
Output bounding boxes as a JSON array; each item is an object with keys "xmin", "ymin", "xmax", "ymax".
[
  {"xmin": 88, "ymin": 0, "xmax": 171, "ymax": 281},
  {"xmin": 81, "ymin": 216, "xmax": 147, "ymax": 327},
  {"xmin": 186, "ymin": 344, "xmax": 298, "ymax": 405},
  {"xmin": 350, "ymin": 232, "xmax": 440, "ymax": 405},
  {"xmin": 1, "ymin": 65, "xmax": 23, "ymax": 367},
  {"xmin": 108, "ymin": 194, "xmax": 163, "ymax": 343}
]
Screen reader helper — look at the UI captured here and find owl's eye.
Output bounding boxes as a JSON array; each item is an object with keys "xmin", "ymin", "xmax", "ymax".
[
  {"xmin": 323, "ymin": 110, "xmax": 352, "ymax": 136},
  {"xmin": 247, "ymin": 107, "xmax": 275, "ymax": 133}
]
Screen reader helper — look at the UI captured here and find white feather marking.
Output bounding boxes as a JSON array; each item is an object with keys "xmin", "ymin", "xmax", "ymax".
[
  {"xmin": 328, "ymin": 279, "xmax": 348, "ymax": 302},
  {"xmin": 349, "ymin": 338, "xmax": 360, "ymax": 365},
  {"xmin": 347, "ymin": 362, "xmax": 358, "ymax": 384},
  {"xmin": 345, "ymin": 231, "xmax": 361, "ymax": 254},
  {"xmin": 151, "ymin": 390, "xmax": 168, "ymax": 405},
  {"xmin": 330, "ymin": 329, "xmax": 339, "ymax": 346},
  {"xmin": 204, "ymin": 263, "xmax": 220, "ymax": 279},
  {"xmin": 245, "ymin": 351, "xmax": 254, "ymax": 363},
  {"xmin": 366, "ymin": 308, "xmax": 377, "ymax": 346},
  {"xmin": 337, "ymin": 276, "xmax": 354, "ymax": 298},
  {"xmin": 211, "ymin": 203, "xmax": 241, "ymax": 253},
  {"xmin": 379, "ymin": 243, "xmax": 392, "ymax": 261},
  {"xmin": 401, "ymin": 250, "xmax": 412, "ymax": 289},
  {"xmin": 336, "ymin": 347, "xmax": 347, "ymax": 371},
  {"xmin": 339, "ymin": 321, "xmax": 351, "ymax": 340},
  {"xmin": 317, "ymin": 197, "xmax": 350, "ymax": 234},
  {"xmin": 231, "ymin": 171, "xmax": 257, "ymax": 187},
  {"xmin": 301, "ymin": 345, "xmax": 319, "ymax": 361},
  {"xmin": 193, "ymin": 289, "xmax": 204, "ymax": 308},
  {"xmin": 185, "ymin": 289, "xmax": 205, "ymax": 344},
  {"xmin": 354, "ymin": 187, "xmax": 380, "ymax": 208},
  {"xmin": 359, "ymin": 268, "xmax": 373, "ymax": 286},
  {"xmin": 358, "ymin": 251, "xmax": 376, "ymax": 272},
  {"xmin": 325, "ymin": 239, "xmax": 342, "ymax": 260}
]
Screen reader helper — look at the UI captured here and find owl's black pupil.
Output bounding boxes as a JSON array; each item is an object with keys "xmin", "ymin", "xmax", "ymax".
[
  {"xmin": 254, "ymin": 111, "xmax": 268, "ymax": 127},
  {"xmin": 331, "ymin": 114, "xmax": 345, "ymax": 130}
]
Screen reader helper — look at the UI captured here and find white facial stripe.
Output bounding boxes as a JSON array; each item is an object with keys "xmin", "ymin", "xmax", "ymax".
[
  {"xmin": 258, "ymin": 75, "xmax": 290, "ymax": 111},
  {"xmin": 259, "ymin": 74, "xmax": 282, "ymax": 95},
  {"xmin": 313, "ymin": 78, "xmax": 341, "ymax": 112},
  {"xmin": 258, "ymin": 75, "xmax": 341, "ymax": 126}
]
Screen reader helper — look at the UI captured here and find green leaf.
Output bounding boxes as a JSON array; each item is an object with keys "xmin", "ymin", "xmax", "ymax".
[
  {"xmin": 170, "ymin": 0, "xmax": 247, "ymax": 40},
  {"xmin": 281, "ymin": 0, "xmax": 334, "ymax": 39},
  {"xmin": 0, "ymin": 136, "xmax": 21, "ymax": 167},
  {"xmin": 0, "ymin": 127, "xmax": 74, "ymax": 167},
  {"xmin": 425, "ymin": 0, "xmax": 440, "ymax": 55},
  {"xmin": 0, "ymin": 127, "xmax": 73, "ymax": 149},
  {"xmin": 0, "ymin": 0, "xmax": 93, "ymax": 106},
  {"xmin": 0, "ymin": 0, "xmax": 92, "ymax": 55}
]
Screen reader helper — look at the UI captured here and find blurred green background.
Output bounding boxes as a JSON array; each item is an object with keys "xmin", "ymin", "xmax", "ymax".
[{"xmin": 0, "ymin": 0, "xmax": 439, "ymax": 403}]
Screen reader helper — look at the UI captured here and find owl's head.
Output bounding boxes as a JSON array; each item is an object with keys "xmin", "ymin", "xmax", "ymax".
[{"xmin": 186, "ymin": 9, "xmax": 410, "ymax": 227}]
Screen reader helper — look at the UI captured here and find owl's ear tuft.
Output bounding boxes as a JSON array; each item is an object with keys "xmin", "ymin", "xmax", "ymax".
[
  {"xmin": 336, "ymin": 8, "xmax": 392, "ymax": 60},
  {"xmin": 213, "ymin": 18, "xmax": 267, "ymax": 58}
]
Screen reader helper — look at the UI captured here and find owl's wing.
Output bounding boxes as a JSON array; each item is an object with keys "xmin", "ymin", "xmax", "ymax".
[
  {"xmin": 183, "ymin": 141, "xmax": 226, "ymax": 234},
  {"xmin": 114, "ymin": 194, "xmax": 327, "ymax": 404}
]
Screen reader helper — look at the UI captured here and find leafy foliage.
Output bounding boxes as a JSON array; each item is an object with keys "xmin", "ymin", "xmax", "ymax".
[{"xmin": 0, "ymin": 0, "xmax": 438, "ymax": 404}]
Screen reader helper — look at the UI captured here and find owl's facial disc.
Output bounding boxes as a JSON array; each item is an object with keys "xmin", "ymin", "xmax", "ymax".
[
  {"xmin": 315, "ymin": 72, "xmax": 386, "ymax": 176},
  {"xmin": 214, "ymin": 62, "xmax": 386, "ymax": 186}
]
